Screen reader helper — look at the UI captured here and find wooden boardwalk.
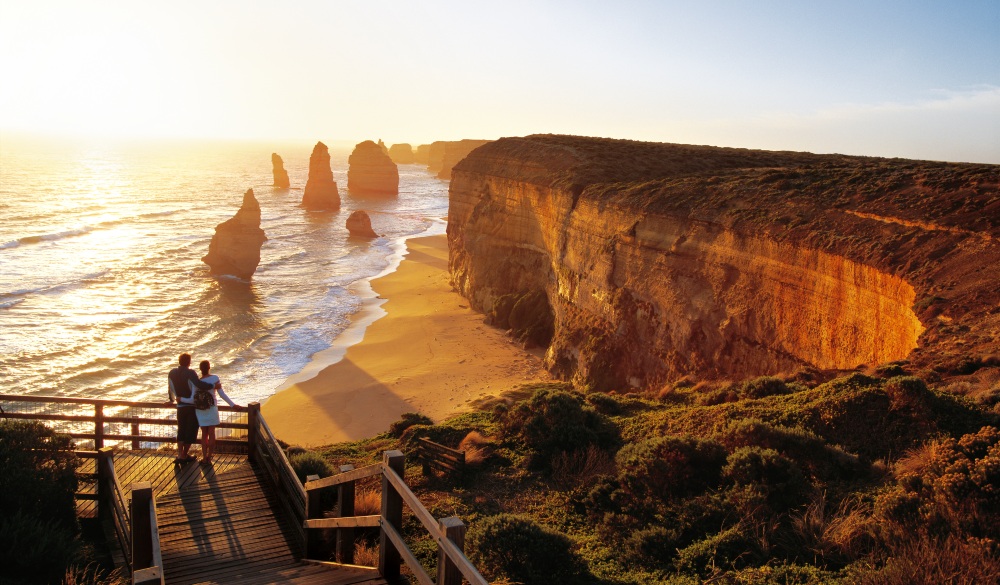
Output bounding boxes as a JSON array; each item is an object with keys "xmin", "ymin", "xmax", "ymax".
[{"xmin": 81, "ymin": 450, "xmax": 386, "ymax": 585}]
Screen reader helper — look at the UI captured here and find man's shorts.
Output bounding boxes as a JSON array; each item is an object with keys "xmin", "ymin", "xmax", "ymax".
[{"xmin": 177, "ymin": 406, "xmax": 199, "ymax": 443}]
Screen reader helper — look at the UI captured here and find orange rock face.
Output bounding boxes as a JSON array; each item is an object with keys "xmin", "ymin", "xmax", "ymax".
[
  {"xmin": 388, "ymin": 143, "xmax": 415, "ymax": 164},
  {"xmin": 414, "ymin": 144, "xmax": 431, "ymax": 165},
  {"xmin": 347, "ymin": 140, "xmax": 398, "ymax": 196},
  {"xmin": 438, "ymin": 140, "xmax": 491, "ymax": 180},
  {"xmin": 203, "ymin": 188, "xmax": 267, "ymax": 279},
  {"xmin": 302, "ymin": 141, "xmax": 341, "ymax": 210},
  {"xmin": 346, "ymin": 210, "xmax": 378, "ymax": 238},
  {"xmin": 448, "ymin": 135, "xmax": 1000, "ymax": 390}
]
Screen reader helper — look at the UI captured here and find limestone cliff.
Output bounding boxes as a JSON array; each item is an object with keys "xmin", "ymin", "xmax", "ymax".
[
  {"xmin": 302, "ymin": 141, "xmax": 340, "ymax": 210},
  {"xmin": 203, "ymin": 188, "xmax": 267, "ymax": 279},
  {"xmin": 348, "ymin": 140, "xmax": 399, "ymax": 197},
  {"xmin": 448, "ymin": 135, "xmax": 1000, "ymax": 390},
  {"xmin": 389, "ymin": 143, "xmax": 415, "ymax": 164},
  {"xmin": 415, "ymin": 144, "xmax": 431, "ymax": 165},
  {"xmin": 438, "ymin": 140, "xmax": 491, "ymax": 180},
  {"xmin": 271, "ymin": 153, "xmax": 290, "ymax": 188}
]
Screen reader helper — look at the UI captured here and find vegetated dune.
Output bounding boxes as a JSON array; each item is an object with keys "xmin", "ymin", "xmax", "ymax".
[{"xmin": 448, "ymin": 134, "xmax": 1000, "ymax": 391}]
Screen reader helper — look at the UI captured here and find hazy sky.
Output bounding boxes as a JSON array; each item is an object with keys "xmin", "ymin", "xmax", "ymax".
[{"xmin": 1, "ymin": 1, "xmax": 998, "ymax": 162}]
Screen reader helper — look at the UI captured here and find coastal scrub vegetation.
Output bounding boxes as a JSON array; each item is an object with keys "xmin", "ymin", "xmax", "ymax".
[
  {"xmin": 306, "ymin": 369, "xmax": 1000, "ymax": 584},
  {"xmin": 0, "ymin": 420, "xmax": 124, "ymax": 585}
]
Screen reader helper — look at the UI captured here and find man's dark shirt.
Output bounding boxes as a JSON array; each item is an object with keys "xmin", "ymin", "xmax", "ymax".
[{"xmin": 168, "ymin": 366, "xmax": 213, "ymax": 406}]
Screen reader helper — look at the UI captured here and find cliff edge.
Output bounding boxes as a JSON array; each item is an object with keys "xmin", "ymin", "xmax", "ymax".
[{"xmin": 448, "ymin": 135, "xmax": 1000, "ymax": 390}]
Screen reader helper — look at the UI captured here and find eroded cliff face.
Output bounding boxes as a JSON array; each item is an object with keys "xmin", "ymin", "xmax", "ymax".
[
  {"xmin": 348, "ymin": 140, "xmax": 399, "ymax": 196},
  {"xmin": 448, "ymin": 135, "xmax": 1000, "ymax": 390}
]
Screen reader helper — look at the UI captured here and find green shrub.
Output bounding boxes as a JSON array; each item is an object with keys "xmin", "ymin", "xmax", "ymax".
[
  {"xmin": 388, "ymin": 412, "xmax": 433, "ymax": 438},
  {"xmin": 468, "ymin": 514, "xmax": 588, "ymax": 584},
  {"xmin": 723, "ymin": 447, "xmax": 808, "ymax": 510},
  {"xmin": 289, "ymin": 451, "xmax": 333, "ymax": 483},
  {"xmin": 716, "ymin": 418, "xmax": 862, "ymax": 480},
  {"xmin": 616, "ymin": 436, "xmax": 727, "ymax": 503},
  {"xmin": 499, "ymin": 388, "xmax": 619, "ymax": 470},
  {"xmin": 742, "ymin": 376, "xmax": 792, "ymax": 399},
  {"xmin": 585, "ymin": 392, "xmax": 622, "ymax": 415},
  {"xmin": 0, "ymin": 509, "xmax": 78, "ymax": 583},
  {"xmin": 0, "ymin": 420, "xmax": 79, "ymax": 529},
  {"xmin": 674, "ymin": 526, "xmax": 762, "ymax": 576},
  {"xmin": 624, "ymin": 525, "xmax": 683, "ymax": 566}
]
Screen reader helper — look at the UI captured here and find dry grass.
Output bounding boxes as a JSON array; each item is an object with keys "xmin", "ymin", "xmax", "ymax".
[
  {"xmin": 550, "ymin": 445, "xmax": 616, "ymax": 488},
  {"xmin": 893, "ymin": 442, "xmax": 937, "ymax": 477},
  {"xmin": 459, "ymin": 431, "xmax": 492, "ymax": 467},
  {"xmin": 352, "ymin": 541, "xmax": 379, "ymax": 568},
  {"xmin": 353, "ymin": 487, "xmax": 381, "ymax": 516},
  {"xmin": 61, "ymin": 564, "xmax": 126, "ymax": 585},
  {"xmin": 790, "ymin": 492, "xmax": 875, "ymax": 564},
  {"xmin": 849, "ymin": 533, "xmax": 1000, "ymax": 585}
]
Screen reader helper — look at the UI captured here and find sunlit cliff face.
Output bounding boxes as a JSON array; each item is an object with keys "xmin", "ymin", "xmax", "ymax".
[{"xmin": 448, "ymin": 135, "xmax": 1000, "ymax": 390}]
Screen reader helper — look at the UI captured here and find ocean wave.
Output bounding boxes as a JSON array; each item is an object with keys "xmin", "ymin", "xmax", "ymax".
[
  {"xmin": 0, "ymin": 270, "xmax": 110, "ymax": 301},
  {"xmin": 0, "ymin": 297, "xmax": 24, "ymax": 310},
  {"xmin": 1, "ymin": 226, "xmax": 93, "ymax": 249}
]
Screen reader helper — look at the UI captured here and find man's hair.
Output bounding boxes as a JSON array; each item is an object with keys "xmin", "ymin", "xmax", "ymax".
[{"xmin": 179, "ymin": 353, "xmax": 192, "ymax": 367}]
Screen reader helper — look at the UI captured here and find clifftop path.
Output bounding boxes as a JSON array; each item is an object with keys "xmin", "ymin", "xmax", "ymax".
[{"xmin": 448, "ymin": 134, "xmax": 1000, "ymax": 390}]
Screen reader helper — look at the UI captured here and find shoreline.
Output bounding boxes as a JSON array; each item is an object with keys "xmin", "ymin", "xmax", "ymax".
[{"xmin": 262, "ymin": 233, "xmax": 551, "ymax": 447}]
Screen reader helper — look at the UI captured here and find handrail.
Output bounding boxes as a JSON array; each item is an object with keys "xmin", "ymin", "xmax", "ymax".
[
  {"xmin": 303, "ymin": 451, "xmax": 488, "ymax": 585},
  {"xmin": 250, "ymin": 404, "xmax": 307, "ymax": 550},
  {"xmin": 104, "ymin": 451, "xmax": 132, "ymax": 573},
  {"xmin": 0, "ymin": 394, "xmax": 247, "ymax": 450}
]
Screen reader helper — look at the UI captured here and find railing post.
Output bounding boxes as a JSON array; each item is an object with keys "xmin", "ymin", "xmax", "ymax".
[
  {"xmin": 94, "ymin": 401, "xmax": 105, "ymax": 449},
  {"xmin": 130, "ymin": 482, "xmax": 153, "ymax": 572},
  {"xmin": 96, "ymin": 447, "xmax": 113, "ymax": 522},
  {"xmin": 131, "ymin": 420, "xmax": 140, "ymax": 450},
  {"xmin": 337, "ymin": 464, "xmax": 356, "ymax": 564},
  {"xmin": 437, "ymin": 517, "xmax": 467, "ymax": 585},
  {"xmin": 379, "ymin": 450, "xmax": 405, "ymax": 581},
  {"xmin": 305, "ymin": 474, "xmax": 323, "ymax": 559},
  {"xmin": 247, "ymin": 402, "xmax": 260, "ymax": 463}
]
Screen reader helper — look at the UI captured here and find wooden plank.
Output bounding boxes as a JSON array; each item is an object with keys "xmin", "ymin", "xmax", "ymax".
[
  {"xmin": 305, "ymin": 515, "xmax": 381, "ymax": 529},
  {"xmin": 380, "ymin": 520, "xmax": 434, "ymax": 585},
  {"xmin": 304, "ymin": 463, "xmax": 382, "ymax": 492}
]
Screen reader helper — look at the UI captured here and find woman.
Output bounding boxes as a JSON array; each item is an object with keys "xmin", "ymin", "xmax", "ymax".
[{"xmin": 195, "ymin": 360, "xmax": 241, "ymax": 464}]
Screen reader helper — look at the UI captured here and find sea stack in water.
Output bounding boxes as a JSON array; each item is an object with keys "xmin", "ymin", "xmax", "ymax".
[
  {"xmin": 271, "ymin": 153, "xmax": 290, "ymax": 188},
  {"xmin": 302, "ymin": 141, "xmax": 341, "ymax": 210},
  {"xmin": 346, "ymin": 210, "xmax": 378, "ymax": 238},
  {"xmin": 388, "ymin": 143, "xmax": 415, "ymax": 164},
  {"xmin": 347, "ymin": 140, "xmax": 399, "ymax": 196},
  {"xmin": 203, "ymin": 188, "xmax": 267, "ymax": 279}
]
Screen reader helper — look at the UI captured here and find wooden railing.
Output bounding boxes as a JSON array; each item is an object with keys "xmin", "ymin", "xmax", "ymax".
[
  {"xmin": 247, "ymin": 403, "xmax": 308, "ymax": 550},
  {"xmin": 0, "ymin": 394, "xmax": 250, "ymax": 451},
  {"xmin": 129, "ymin": 482, "xmax": 164, "ymax": 585},
  {"xmin": 304, "ymin": 451, "xmax": 488, "ymax": 585},
  {"xmin": 415, "ymin": 437, "xmax": 466, "ymax": 478}
]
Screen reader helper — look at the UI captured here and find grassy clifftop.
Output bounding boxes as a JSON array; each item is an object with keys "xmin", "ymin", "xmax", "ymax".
[{"xmin": 296, "ymin": 366, "xmax": 1000, "ymax": 584}]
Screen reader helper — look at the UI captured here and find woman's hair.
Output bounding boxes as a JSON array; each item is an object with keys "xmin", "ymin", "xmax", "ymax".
[{"xmin": 199, "ymin": 360, "xmax": 211, "ymax": 376}]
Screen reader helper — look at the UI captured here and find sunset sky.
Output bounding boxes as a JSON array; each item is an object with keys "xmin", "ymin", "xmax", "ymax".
[{"xmin": 1, "ymin": 1, "xmax": 998, "ymax": 162}]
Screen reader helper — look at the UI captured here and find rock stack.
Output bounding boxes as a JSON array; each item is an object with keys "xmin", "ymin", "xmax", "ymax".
[
  {"xmin": 377, "ymin": 139, "xmax": 389, "ymax": 155},
  {"xmin": 271, "ymin": 153, "xmax": 290, "ymax": 188},
  {"xmin": 346, "ymin": 210, "xmax": 378, "ymax": 238},
  {"xmin": 202, "ymin": 188, "xmax": 267, "ymax": 279},
  {"xmin": 414, "ymin": 144, "xmax": 431, "ymax": 165},
  {"xmin": 347, "ymin": 140, "xmax": 399, "ymax": 196},
  {"xmin": 438, "ymin": 140, "xmax": 491, "ymax": 179},
  {"xmin": 388, "ymin": 143, "xmax": 415, "ymax": 164},
  {"xmin": 302, "ymin": 142, "xmax": 340, "ymax": 210}
]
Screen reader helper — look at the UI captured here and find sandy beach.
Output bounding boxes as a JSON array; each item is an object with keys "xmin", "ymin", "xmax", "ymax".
[{"xmin": 262, "ymin": 234, "xmax": 551, "ymax": 447}]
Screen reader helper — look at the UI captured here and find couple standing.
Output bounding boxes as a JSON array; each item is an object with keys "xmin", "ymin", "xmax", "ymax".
[{"xmin": 167, "ymin": 353, "xmax": 243, "ymax": 465}]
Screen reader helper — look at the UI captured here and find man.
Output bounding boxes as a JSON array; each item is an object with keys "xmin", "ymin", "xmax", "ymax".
[{"xmin": 167, "ymin": 353, "xmax": 216, "ymax": 464}]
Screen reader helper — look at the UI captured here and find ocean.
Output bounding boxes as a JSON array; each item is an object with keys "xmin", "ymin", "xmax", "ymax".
[{"xmin": 0, "ymin": 135, "xmax": 449, "ymax": 407}]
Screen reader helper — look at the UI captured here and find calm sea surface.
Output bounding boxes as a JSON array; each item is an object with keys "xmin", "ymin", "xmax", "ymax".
[{"xmin": 0, "ymin": 135, "xmax": 448, "ymax": 406}]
